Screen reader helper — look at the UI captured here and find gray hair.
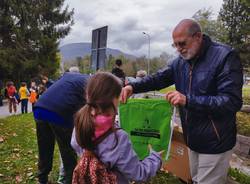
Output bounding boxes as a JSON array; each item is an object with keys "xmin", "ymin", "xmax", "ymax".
[
  {"xmin": 187, "ymin": 20, "xmax": 202, "ymax": 36},
  {"xmin": 69, "ymin": 66, "xmax": 80, "ymax": 73},
  {"xmin": 136, "ymin": 70, "xmax": 147, "ymax": 78},
  {"xmin": 174, "ymin": 19, "xmax": 202, "ymax": 36}
]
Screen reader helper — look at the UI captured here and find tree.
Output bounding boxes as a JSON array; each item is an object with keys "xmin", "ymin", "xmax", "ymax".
[
  {"xmin": 240, "ymin": 0, "xmax": 250, "ymax": 17},
  {"xmin": 192, "ymin": 8, "xmax": 227, "ymax": 42},
  {"xmin": 0, "ymin": 0, "xmax": 74, "ymax": 83},
  {"xmin": 76, "ymin": 56, "xmax": 83, "ymax": 72},
  {"xmin": 106, "ymin": 54, "xmax": 116, "ymax": 71},
  {"xmin": 160, "ymin": 52, "xmax": 174, "ymax": 66},
  {"xmin": 219, "ymin": 0, "xmax": 250, "ymax": 71}
]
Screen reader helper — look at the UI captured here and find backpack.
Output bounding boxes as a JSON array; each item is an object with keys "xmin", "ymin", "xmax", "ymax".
[{"xmin": 72, "ymin": 128, "xmax": 118, "ymax": 184}]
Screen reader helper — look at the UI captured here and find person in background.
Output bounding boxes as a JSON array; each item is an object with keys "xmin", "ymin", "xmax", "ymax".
[
  {"xmin": 131, "ymin": 70, "xmax": 148, "ymax": 99},
  {"xmin": 111, "ymin": 59, "xmax": 126, "ymax": 86},
  {"xmin": 19, "ymin": 82, "xmax": 30, "ymax": 114},
  {"xmin": 36, "ymin": 75, "xmax": 52, "ymax": 100},
  {"xmin": 6, "ymin": 81, "xmax": 17, "ymax": 115},
  {"xmin": 33, "ymin": 67, "xmax": 89, "ymax": 184},
  {"xmin": 136, "ymin": 70, "xmax": 147, "ymax": 82},
  {"xmin": 56, "ymin": 66, "xmax": 81, "ymax": 184},
  {"xmin": 37, "ymin": 84, "xmax": 46, "ymax": 98},
  {"xmin": 121, "ymin": 19, "xmax": 243, "ymax": 184},
  {"xmin": 29, "ymin": 81, "xmax": 38, "ymax": 111},
  {"xmin": 71, "ymin": 72, "xmax": 163, "ymax": 184},
  {"xmin": 0, "ymin": 80, "xmax": 3, "ymax": 106},
  {"xmin": 41, "ymin": 75, "xmax": 54, "ymax": 89},
  {"xmin": 67, "ymin": 66, "xmax": 79, "ymax": 73}
]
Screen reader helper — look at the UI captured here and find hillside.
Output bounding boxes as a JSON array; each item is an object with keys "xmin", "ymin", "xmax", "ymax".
[{"xmin": 59, "ymin": 42, "xmax": 136, "ymax": 62}]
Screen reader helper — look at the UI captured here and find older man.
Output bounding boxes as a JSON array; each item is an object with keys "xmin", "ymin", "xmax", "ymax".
[{"xmin": 121, "ymin": 19, "xmax": 243, "ymax": 184}]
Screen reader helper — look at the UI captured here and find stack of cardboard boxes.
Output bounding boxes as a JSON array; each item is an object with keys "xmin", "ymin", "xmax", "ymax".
[{"xmin": 163, "ymin": 126, "xmax": 192, "ymax": 183}]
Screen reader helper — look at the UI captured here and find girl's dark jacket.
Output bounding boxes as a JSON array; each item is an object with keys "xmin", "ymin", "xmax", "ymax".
[{"xmin": 131, "ymin": 35, "xmax": 243, "ymax": 154}]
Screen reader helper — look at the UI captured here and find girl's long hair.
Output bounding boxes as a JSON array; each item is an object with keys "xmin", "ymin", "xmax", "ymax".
[{"xmin": 74, "ymin": 72, "xmax": 122, "ymax": 151}]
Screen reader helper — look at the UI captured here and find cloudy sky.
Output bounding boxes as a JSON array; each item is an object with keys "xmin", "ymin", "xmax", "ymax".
[{"xmin": 61, "ymin": 0, "xmax": 223, "ymax": 57}]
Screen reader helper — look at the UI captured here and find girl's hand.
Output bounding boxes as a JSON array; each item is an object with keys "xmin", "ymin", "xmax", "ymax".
[{"xmin": 148, "ymin": 144, "xmax": 165, "ymax": 157}]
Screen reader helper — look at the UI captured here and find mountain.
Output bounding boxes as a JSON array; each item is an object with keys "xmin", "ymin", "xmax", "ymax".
[{"xmin": 59, "ymin": 42, "xmax": 137, "ymax": 62}]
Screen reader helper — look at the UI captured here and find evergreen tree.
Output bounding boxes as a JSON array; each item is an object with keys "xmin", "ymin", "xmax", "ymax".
[
  {"xmin": 219, "ymin": 0, "xmax": 250, "ymax": 71},
  {"xmin": 192, "ymin": 8, "xmax": 227, "ymax": 42},
  {"xmin": 0, "ymin": 0, "xmax": 74, "ymax": 83}
]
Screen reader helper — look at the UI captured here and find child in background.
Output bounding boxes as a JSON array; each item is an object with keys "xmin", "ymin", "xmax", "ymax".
[
  {"xmin": 19, "ymin": 82, "xmax": 30, "ymax": 114},
  {"xmin": 29, "ymin": 81, "xmax": 38, "ymax": 111},
  {"xmin": 37, "ymin": 84, "xmax": 46, "ymax": 98},
  {"xmin": 6, "ymin": 81, "xmax": 17, "ymax": 115},
  {"xmin": 71, "ymin": 72, "xmax": 163, "ymax": 184}
]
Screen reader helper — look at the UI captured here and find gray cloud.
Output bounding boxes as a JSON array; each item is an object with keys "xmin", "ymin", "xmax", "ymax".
[{"xmin": 62, "ymin": 0, "xmax": 223, "ymax": 57}]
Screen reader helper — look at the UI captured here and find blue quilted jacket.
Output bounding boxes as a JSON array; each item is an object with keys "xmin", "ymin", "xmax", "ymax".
[{"xmin": 131, "ymin": 35, "xmax": 243, "ymax": 154}]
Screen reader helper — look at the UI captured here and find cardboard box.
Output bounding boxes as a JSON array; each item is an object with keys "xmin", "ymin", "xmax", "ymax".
[{"xmin": 163, "ymin": 127, "xmax": 192, "ymax": 183}]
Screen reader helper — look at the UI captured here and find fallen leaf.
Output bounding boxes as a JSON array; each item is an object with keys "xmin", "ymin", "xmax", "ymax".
[
  {"xmin": 13, "ymin": 148, "xmax": 20, "ymax": 153},
  {"xmin": 0, "ymin": 137, "xmax": 4, "ymax": 143},
  {"xmin": 15, "ymin": 175, "xmax": 22, "ymax": 183},
  {"xmin": 231, "ymin": 176, "xmax": 236, "ymax": 181},
  {"xmin": 27, "ymin": 172, "xmax": 33, "ymax": 177},
  {"xmin": 28, "ymin": 175, "xmax": 35, "ymax": 180},
  {"xmin": 27, "ymin": 150, "xmax": 33, "ymax": 154}
]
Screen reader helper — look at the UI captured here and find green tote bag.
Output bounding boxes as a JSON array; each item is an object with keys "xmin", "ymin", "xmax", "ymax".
[{"xmin": 119, "ymin": 98, "xmax": 173, "ymax": 160}]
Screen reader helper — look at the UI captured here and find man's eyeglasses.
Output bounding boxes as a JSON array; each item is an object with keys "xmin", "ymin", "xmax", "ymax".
[
  {"xmin": 171, "ymin": 41, "xmax": 188, "ymax": 48},
  {"xmin": 172, "ymin": 32, "xmax": 198, "ymax": 49}
]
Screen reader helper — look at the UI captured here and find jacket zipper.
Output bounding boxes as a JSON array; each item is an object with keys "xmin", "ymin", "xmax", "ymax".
[
  {"xmin": 185, "ymin": 64, "xmax": 193, "ymax": 145},
  {"xmin": 209, "ymin": 116, "xmax": 221, "ymax": 141}
]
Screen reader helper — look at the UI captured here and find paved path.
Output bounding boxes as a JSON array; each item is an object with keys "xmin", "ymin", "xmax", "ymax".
[{"xmin": 0, "ymin": 100, "xmax": 32, "ymax": 118}]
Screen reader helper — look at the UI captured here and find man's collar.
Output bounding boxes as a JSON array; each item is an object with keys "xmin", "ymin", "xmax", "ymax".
[
  {"xmin": 199, "ymin": 34, "xmax": 211, "ymax": 59},
  {"xmin": 187, "ymin": 34, "xmax": 211, "ymax": 65}
]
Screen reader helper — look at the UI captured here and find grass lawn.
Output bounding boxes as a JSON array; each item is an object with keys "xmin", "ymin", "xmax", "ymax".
[
  {"xmin": 0, "ymin": 113, "xmax": 181, "ymax": 184},
  {"xmin": 0, "ymin": 114, "xmax": 60, "ymax": 184},
  {"xmin": 237, "ymin": 112, "xmax": 250, "ymax": 136},
  {"xmin": 242, "ymin": 85, "xmax": 250, "ymax": 105}
]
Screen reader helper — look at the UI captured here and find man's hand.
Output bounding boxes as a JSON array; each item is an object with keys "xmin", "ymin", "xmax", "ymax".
[
  {"xmin": 120, "ymin": 85, "xmax": 133, "ymax": 103},
  {"xmin": 166, "ymin": 91, "xmax": 186, "ymax": 106}
]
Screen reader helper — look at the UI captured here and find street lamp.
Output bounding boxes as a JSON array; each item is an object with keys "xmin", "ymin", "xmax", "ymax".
[{"xmin": 142, "ymin": 32, "xmax": 150, "ymax": 75}]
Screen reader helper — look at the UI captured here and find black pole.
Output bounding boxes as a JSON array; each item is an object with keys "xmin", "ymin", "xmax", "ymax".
[{"xmin": 96, "ymin": 30, "xmax": 101, "ymax": 71}]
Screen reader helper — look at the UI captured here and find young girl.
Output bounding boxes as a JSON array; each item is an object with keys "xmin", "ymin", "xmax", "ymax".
[
  {"xmin": 6, "ymin": 81, "xmax": 17, "ymax": 115},
  {"xmin": 71, "ymin": 72, "xmax": 163, "ymax": 184},
  {"xmin": 19, "ymin": 82, "xmax": 30, "ymax": 114}
]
